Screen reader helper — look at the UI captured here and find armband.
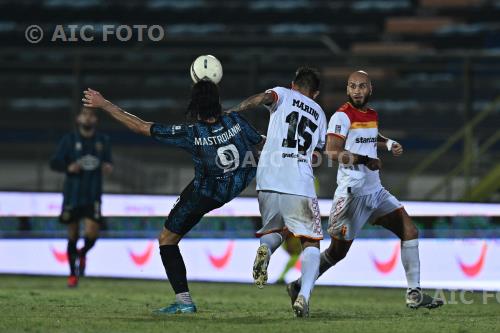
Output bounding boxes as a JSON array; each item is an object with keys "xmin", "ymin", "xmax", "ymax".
[{"xmin": 386, "ymin": 139, "xmax": 395, "ymax": 151}]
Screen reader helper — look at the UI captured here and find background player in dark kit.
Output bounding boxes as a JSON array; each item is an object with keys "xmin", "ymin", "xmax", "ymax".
[{"xmin": 50, "ymin": 107, "xmax": 113, "ymax": 288}]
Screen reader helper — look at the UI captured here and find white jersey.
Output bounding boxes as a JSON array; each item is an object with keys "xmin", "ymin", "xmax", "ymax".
[
  {"xmin": 257, "ymin": 87, "xmax": 327, "ymax": 198},
  {"xmin": 327, "ymin": 102, "xmax": 382, "ymax": 197}
]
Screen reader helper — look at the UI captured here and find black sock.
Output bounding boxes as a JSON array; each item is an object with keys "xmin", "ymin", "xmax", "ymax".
[
  {"xmin": 67, "ymin": 239, "xmax": 78, "ymax": 276},
  {"xmin": 159, "ymin": 245, "xmax": 189, "ymax": 294},
  {"xmin": 81, "ymin": 237, "xmax": 97, "ymax": 256}
]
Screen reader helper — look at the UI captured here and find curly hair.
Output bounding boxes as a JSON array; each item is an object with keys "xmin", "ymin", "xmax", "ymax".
[{"xmin": 186, "ymin": 80, "xmax": 222, "ymax": 121}]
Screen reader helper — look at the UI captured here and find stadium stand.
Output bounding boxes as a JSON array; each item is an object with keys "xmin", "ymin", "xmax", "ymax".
[{"xmin": 0, "ymin": 0, "xmax": 499, "ymax": 200}]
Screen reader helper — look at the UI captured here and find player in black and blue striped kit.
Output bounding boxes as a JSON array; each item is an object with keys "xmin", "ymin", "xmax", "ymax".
[
  {"xmin": 82, "ymin": 80, "xmax": 263, "ymax": 314},
  {"xmin": 50, "ymin": 107, "xmax": 113, "ymax": 288}
]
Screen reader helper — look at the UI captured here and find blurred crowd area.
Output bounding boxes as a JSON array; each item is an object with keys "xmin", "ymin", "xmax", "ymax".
[{"xmin": 0, "ymin": 0, "xmax": 499, "ymax": 201}]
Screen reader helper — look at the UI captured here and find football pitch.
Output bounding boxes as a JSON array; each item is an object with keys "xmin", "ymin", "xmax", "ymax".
[{"xmin": 1, "ymin": 275, "xmax": 498, "ymax": 333}]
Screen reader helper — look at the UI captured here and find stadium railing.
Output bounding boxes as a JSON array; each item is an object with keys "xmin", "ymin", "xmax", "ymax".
[{"xmin": 398, "ymin": 95, "xmax": 500, "ymax": 201}]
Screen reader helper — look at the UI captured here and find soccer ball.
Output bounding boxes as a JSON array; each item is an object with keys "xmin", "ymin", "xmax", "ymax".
[{"xmin": 190, "ymin": 55, "xmax": 223, "ymax": 84}]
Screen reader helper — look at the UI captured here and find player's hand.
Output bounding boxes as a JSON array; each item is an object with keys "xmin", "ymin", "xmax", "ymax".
[
  {"xmin": 391, "ymin": 142, "xmax": 403, "ymax": 156},
  {"xmin": 82, "ymin": 88, "xmax": 108, "ymax": 109},
  {"xmin": 102, "ymin": 162, "xmax": 113, "ymax": 175},
  {"xmin": 366, "ymin": 158, "xmax": 382, "ymax": 171},
  {"xmin": 67, "ymin": 162, "xmax": 81, "ymax": 174}
]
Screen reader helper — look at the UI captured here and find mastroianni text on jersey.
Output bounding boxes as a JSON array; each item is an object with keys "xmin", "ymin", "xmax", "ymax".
[{"xmin": 194, "ymin": 123, "xmax": 242, "ymax": 146}]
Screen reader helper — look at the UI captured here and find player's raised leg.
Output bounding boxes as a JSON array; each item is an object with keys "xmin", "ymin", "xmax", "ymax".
[
  {"xmin": 253, "ymin": 192, "xmax": 287, "ymax": 288},
  {"xmin": 253, "ymin": 232, "xmax": 283, "ymax": 288},
  {"xmin": 375, "ymin": 207, "xmax": 444, "ymax": 309}
]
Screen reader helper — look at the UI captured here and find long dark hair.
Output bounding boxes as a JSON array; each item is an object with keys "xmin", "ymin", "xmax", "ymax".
[{"xmin": 187, "ymin": 80, "xmax": 222, "ymax": 121}]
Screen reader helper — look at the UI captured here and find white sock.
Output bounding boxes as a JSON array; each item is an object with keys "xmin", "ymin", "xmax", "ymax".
[
  {"xmin": 401, "ymin": 239, "xmax": 420, "ymax": 290},
  {"xmin": 298, "ymin": 247, "xmax": 320, "ymax": 302},
  {"xmin": 260, "ymin": 233, "xmax": 283, "ymax": 254},
  {"xmin": 297, "ymin": 251, "xmax": 334, "ymax": 286},
  {"xmin": 175, "ymin": 292, "xmax": 193, "ymax": 304}
]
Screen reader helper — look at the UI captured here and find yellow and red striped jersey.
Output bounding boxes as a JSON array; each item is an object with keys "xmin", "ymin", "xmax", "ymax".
[{"xmin": 327, "ymin": 102, "xmax": 382, "ymax": 197}]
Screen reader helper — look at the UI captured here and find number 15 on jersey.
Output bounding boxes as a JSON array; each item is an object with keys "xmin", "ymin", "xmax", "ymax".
[{"xmin": 282, "ymin": 111, "xmax": 318, "ymax": 154}]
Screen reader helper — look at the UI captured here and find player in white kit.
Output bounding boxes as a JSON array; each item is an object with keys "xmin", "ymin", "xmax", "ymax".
[
  {"xmin": 288, "ymin": 71, "xmax": 443, "ymax": 309},
  {"xmin": 227, "ymin": 67, "xmax": 327, "ymax": 317}
]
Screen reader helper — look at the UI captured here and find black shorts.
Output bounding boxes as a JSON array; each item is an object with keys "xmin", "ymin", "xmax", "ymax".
[
  {"xmin": 165, "ymin": 181, "xmax": 224, "ymax": 235},
  {"xmin": 59, "ymin": 202, "xmax": 102, "ymax": 225}
]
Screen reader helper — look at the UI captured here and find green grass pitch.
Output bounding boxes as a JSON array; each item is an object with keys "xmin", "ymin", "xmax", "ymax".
[{"xmin": 0, "ymin": 275, "xmax": 498, "ymax": 333}]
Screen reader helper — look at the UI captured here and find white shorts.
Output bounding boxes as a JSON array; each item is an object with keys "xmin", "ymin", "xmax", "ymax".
[
  {"xmin": 256, "ymin": 191, "xmax": 323, "ymax": 240},
  {"xmin": 328, "ymin": 188, "xmax": 402, "ymax": 241}
]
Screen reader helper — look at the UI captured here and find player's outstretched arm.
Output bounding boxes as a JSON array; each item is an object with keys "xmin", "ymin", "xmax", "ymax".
[
  {"xmin": 325, "ymin": 134, "xmax": 381, "ymax": 171},
  {"xmin": 82, "ymin": 88, "xmax": 152, "ymax": 136},
  {"xmin": 377, "ymin": 133, "xmax": 403, "ymax": 156},
  {"xmin": 226, "ymin": 92, "xmax": 276, "ymax": 113}
]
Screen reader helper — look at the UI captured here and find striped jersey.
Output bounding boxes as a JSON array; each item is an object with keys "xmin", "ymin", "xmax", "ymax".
[
  {"xmin": 150, "ymin": 112, "xmax": 262, "ymax": 203},
  {"xmin": 50, "ymin": 132, "xmax": 112, "ymax": 208},
  {"xmin": 327, "ymin": 102, "xmax": 382, "ymax": 197}
]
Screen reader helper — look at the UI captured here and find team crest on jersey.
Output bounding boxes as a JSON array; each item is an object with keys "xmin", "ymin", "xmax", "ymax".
[
  {"xmin": 79, "ymin": 154, "xmax": 100, "ymax": 171},
  {"xmin": 335, "ymin": 125, "xmax": 341, "ymax": 134},
  {"xmin": 341, "ymin": 225, "xmax": 348, "ymax": 237},
  {"xmin": 75, "ymin": 142, "xmax": 82, "ymax": 151},
  {"xmin": 95, "ymin": 142, "xmax": 103, "ymax": 152},
  {"xmin": 172, "ymin": 126, "xmax": 182, "ymax": 134}
]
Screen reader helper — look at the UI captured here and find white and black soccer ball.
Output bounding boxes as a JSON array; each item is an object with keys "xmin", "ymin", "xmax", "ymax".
[{"xmin": 190, "ymin": 55, "xmax": 223, "ymax": 85}]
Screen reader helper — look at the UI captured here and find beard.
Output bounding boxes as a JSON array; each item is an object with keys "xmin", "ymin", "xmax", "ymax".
[
  {"xmin": 348, "ymin": 94, "xmax": 370, "ymax": 109},
  {"xmin": 80, "ymin": 124, "xmax": 95, "ymax": 131}
]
